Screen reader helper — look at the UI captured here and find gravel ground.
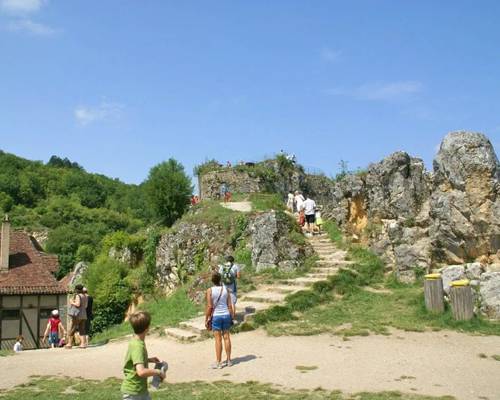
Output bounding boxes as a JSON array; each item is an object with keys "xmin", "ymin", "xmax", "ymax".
[{"xmin": 2, "ymin": 329, "xmax": 500, "ymax": 399}]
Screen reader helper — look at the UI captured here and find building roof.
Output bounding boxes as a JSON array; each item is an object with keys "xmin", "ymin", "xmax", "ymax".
[{"xmin": 0, "ymin": 231, "xmax": 68, "ymax": 295}]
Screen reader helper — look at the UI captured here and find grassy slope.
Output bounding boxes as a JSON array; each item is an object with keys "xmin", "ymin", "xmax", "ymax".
[
  {"xmin": 92, "ymin": 196, "xmax": 309, "ymax": 342},
  {"xmin": 259, "ymin": 221, "xmax": 500, "ymax": 337},
  {"xmin": 91, "ymin": 289, "xmax": 201, "ymax": 343},
  {"xmin": 0, "ymin": 377, "xmax": 456, "ymax": 400}
]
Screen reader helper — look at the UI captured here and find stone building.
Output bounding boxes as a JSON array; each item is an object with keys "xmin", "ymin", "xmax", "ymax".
[{"xmin": 0, "ymin": 216, "xmax": 68, "ymax": 350}]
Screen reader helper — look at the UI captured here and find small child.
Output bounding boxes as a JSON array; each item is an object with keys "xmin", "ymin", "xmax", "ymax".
[
  {"xmin": 315, "ymin": 209, "xmax": 324, "ymax": 233},
  {"xmin": 13, "ymin": 335, "xmax": 23, "ymax": 352},
  {"xmin": 121, "ymin": 311, "xmax": 166, "ymax": 400},
  {"xmin": 43, "ymin": 309, "xmax": 66, "ymax": 349}
]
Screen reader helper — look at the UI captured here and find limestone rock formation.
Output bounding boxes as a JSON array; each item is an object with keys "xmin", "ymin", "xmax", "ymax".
[
  {"xmin": 430, "ymin": 131, "xmax": 500, "ymax": 265},
  {"xmin": 250, "ymin": 211, "xmax": 307, "ymax": 271},
  {"xmin": 309, "ymin": 131, "xmax": 500, "ymax": 285}
]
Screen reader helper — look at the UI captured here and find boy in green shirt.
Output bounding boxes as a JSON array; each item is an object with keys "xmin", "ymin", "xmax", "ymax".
[{"xmin": 121, "ymin": 311, "xmax": 166, "ymax": 400}]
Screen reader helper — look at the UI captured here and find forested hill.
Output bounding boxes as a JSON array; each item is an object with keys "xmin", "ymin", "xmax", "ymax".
[{"xmin": 0, "ymin": 150, "xmax": 192, "ymax": 277}]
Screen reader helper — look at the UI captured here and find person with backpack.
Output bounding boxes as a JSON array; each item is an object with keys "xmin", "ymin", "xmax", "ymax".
[{"xmin": 218, "ymin": 255, "xmax": 240, "ymax": 316}]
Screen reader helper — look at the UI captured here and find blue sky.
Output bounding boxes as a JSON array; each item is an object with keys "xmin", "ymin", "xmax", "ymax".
[{"xmin": 1, "ymin": 0, "xmax": 499, "ymax": 184}]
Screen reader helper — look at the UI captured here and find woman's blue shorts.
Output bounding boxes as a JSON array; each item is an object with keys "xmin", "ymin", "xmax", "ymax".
[{"xmin": 212, "ymin": 314, "xmax": 232, "ymax": 331}]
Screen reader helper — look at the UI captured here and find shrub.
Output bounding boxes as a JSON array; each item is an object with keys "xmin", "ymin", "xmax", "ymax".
[{"xmin": 84, "ymin": 257, "xmax": 132, "ymax": 334}]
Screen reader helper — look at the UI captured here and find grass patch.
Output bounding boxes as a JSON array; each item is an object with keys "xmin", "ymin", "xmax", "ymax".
[
  {"xmin": 296, "ymin": 365, "xmax": 319, "ymax": 372},
  {"xmin": 91, "ymin": 289, "xmax": 200, "ymax": 343},
  {"xmin": 249, "ymin": 193, "xmax": 285, "ymax": 212},
  {"xmin": 259, "ymin": 219, "xmax": 500, "ymax": 337},
  {"xmin": 0, "ymin": 376, "xmax": 456, "ymax": 400},
  {"xmin": 492, "ymin": 355, "xmax": 500, "ymax": 361},
  {"xmin": 182, "ymin": 200, "xmax": 239, "ymax": 229},
  {"xmin": 323, "ymin": 220, "xmax": 344, "ymax": 246},
  {"xmin": 0, "ymin": 350, "xmax": 14, "ymax": 357}
]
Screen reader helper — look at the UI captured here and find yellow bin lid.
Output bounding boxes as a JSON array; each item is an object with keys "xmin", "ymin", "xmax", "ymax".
[
  {"xmin": 425, "ymin": 273, "xmax": 441, "ymax": 280},
  {"xmin": 451, "ymin": 279, "xmax": 470, "ymax": 287}
]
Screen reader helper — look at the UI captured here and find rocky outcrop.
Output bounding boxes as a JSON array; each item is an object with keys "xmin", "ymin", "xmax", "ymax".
[
  {"xmin": 156, "ymin": 222, "xmax": 225, "ymax": 292},
  {"xmin": 430, "ymin": 132, "xmax": 500, "ymax": 265},
  {"xmin": 155, "ymin": 210, "xmax": 310, "ymax": 293},
  {"xmin": 309, "ymin": 131, "xmax": 500, "ymax": 285},
  {"xmin": 250, "ymin": 211, "xmax": 308, "ymax": 271}
]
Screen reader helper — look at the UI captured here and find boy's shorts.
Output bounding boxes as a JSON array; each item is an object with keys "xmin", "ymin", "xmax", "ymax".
[
  {"xmin": 48, "ymin": 332, "xmax": 59, "ymax": 345},
  {"xmin": 123, "ymin": 394, "xmax": 151, "ymax": 400},
  {"xmin": 305, "ymin": 214, "xmax": 316, "ymax": 224},
  {"xmin": 212, "ymin": 315, "xmax": 232, "ymax": 331}
]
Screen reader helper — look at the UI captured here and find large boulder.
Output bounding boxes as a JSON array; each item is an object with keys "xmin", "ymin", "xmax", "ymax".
[
  {"xmin": 250, "ymin": 211, "xmax": 307, "ymax": 271},
  {"xmin": 430, "ymin": 132, "xmax": 500, "ymax": 264},
  {"xmin": 365, "ymin": 152, "xmax": 431, "ymax": 220},
  {"xmin": 479, "ymin": 272, "xmax": 500, "ymax": 318}
]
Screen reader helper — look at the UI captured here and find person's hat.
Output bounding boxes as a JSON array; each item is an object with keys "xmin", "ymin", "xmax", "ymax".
[{"xmin": 51, "ymin": 309, "xmax": 59, "ymax": 316}]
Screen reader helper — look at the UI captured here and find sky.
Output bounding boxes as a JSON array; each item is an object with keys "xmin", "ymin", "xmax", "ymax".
[{"xmin": 1, "ymin": 0, "xmax": 499, "ymax": 185}]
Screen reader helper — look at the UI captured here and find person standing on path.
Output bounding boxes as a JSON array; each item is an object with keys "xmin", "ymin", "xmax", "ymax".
[
  {"xmin": 303, "ymin": 194, "xmax": 317, "ymax": 236},
  {"xmin": 121, "ymin": 311, "xmax": 166, "ymax": 400},
  {"xmin": 286, "ymin": 192, "xmax": 294, "ymax": 212},
  {"xmin": 205, "ymin": 272, "xmax": 235, "ymax": 369},
  {"xmin": 218, "ymin": 255, "xmax": 240, "ymax": 317},
  {"xmin": 66, "ymin": 284, "xmax": 88, "ymax": 349},
  {"xmin": 83, "ymin": 287, "xmax": 93, "ymax": 343}
]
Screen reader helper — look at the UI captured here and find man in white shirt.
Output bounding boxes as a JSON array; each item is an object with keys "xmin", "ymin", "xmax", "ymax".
[{"xmin": 303, "ymin": 195, "xmax": 316, "ymax": 235}]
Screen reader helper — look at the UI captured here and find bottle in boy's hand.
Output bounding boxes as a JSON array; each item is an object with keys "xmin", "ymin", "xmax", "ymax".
[{"xmin": 151, "ymin": 361, "xmax": 168, "ymax": 390}]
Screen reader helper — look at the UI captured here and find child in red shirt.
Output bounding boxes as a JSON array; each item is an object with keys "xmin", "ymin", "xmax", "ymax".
[{"xmin": 43, "ymin": 310, "xmax": 66, "ymax": 348}]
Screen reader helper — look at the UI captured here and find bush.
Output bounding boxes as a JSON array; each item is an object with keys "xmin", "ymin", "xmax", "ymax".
[{"xmin": 84, "ymin": 257, "xmax": 132, "ymax": 334}]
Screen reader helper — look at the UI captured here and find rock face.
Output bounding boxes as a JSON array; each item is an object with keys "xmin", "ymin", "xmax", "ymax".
[
  {"xmin": 155, "ymin": 210, "xmax": 309, "ymax": 293},
  {"xmin": 156, "ymin": 222, "xmax": 224, "ymax": 292},
  {"xmin": 310, "ymin": 131, "xmax": 500, "ymax": 285},
  {"xmin": 430, "ymin": 132, "xmax": 500, "ymax": 265},
  {"xmin": 199, "ymin": 159, "xmax": 305, "ymax": 200},
  {"xmin": 250, "ymin": 211, "xmax": 306, "ymax": 271},
  {"xmin": 200, "ymin": 170, "xmax": 261, "ymax": 200}
]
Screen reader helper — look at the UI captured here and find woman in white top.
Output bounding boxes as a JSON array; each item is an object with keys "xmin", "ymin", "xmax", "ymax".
[{"xmin": 205, "ymin": 271, "xmax": 235, "ymax": 369}]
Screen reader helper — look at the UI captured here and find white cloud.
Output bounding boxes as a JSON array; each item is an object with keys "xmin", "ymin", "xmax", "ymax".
[
  {"xmin": 0, "ymin": 0, "xmax": 47, "ymax": 15},
  {"xmin": 321, "ymin": 47, "xmax": 341, "ymax": 63},
  {"xmin": 74, "ymin": 102, "xmax": 125, "ymax": 126},
  {"xmin": 327, "ymin": 81, "xmax": 423, "ymax": 101},
  {"xmin": 6, "ymin": 17, "xmax": 55, "ymax": 35}
]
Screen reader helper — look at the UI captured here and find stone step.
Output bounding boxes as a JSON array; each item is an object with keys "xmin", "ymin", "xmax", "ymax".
[
  {"xmin": 316, "ymin": 260, "xmax": 353, "ymax": 266},
  {"xmin": 236, "ymin": 301, "xmax": 271, "ymax": 313},
  {"xmin": 179, "ymin": 316, "xmax": 207, "ymax": 335},
  {"xmin": 288, "ymin": 277, "xmax": 322, "ymax": 285},
  {"xmin": 311, "ymin": 268, "xmax": 339, "ymax": 274},
  {"xmin": 164, "ymin": 327, "xmax": 199, "ymax": 342},
  {"xmin": 306, "ymin": 273, "xmax": 331, "ymax": 279},
  {"xmin": 242, "ymin": 291, "xmax": 287, "ymax": 304},
  {"xmin": 261, "ymin": 284, "xmax": 305, "ymax": 294}
]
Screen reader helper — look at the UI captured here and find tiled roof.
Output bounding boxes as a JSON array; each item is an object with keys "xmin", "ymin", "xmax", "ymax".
[{"xmin": 0, "ymin": 231, "xmax": 68, "ymax": 295}]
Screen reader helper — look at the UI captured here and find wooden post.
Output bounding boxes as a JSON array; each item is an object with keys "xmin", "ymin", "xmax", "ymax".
[
  {"xmin": 450, "ymin": 282, "xmax": 474, "ymax": 321},
  {"xmin": 424, "ymin": 274, "xmax": 444, "ymax": 313}
]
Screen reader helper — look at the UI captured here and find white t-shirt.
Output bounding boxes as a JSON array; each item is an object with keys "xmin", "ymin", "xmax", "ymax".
[
  {"xmin": 303, "ymin": 198, "xmax": 316, "ymax": 215},
  {"xmin": 13, "ymin": 342, "xmax": 22, "ymax": 352},
  {"xmin": 295, "ymin": 195, "xmax": 305, "ymax": 211}
]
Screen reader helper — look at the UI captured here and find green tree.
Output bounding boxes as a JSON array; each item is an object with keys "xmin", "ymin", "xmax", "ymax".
[{"xmin": 144, "ymin": 159, "xmax": 192, "ymax": 226}]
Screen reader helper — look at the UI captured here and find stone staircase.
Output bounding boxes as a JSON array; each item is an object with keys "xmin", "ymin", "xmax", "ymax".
[{"xmin": 164, "ymin": 233, "xmax": 351, "ymax": 342}]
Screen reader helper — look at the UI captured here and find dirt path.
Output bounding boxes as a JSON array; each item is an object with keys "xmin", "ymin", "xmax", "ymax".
[{"xmin": 2, "ymin": 329, "xmax": 500, "ymax": 400}]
